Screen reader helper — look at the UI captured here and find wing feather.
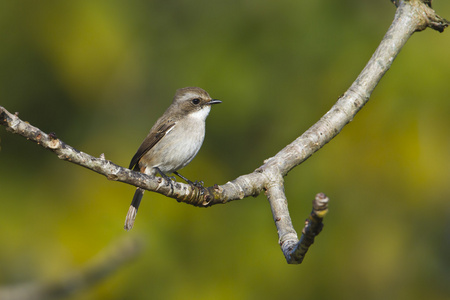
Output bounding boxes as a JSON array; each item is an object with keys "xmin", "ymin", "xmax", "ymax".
[{"xmin": 128, "ymin": 121, "xmax": 176, "ymax": 170}]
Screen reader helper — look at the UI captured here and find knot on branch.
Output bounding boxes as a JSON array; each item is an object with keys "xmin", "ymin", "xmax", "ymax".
[
  {"xmin": 391, "ymin": 0, "xmax": 432, "ymax": 8},
  {"xmin": 0, "ymin": 110, "xmax": 8, "ymax": 126},
  {"xmin": 47, "ymin": 132, "xmax": 62, "ymax": 149},
  {"xmin": 174, "ymin": 183, "xmax": 223, "ymax": 207},
  {"xmin": 392, "ymin": 0, "xmax": 449, "ymax": 32},
  {"xmin": 425, "ymin": 12, "xmax": 449, "ymax": 33}
]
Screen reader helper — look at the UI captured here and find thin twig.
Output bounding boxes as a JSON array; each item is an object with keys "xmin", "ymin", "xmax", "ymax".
[{"xmin": 290, "ymin": 193, "xmax": 329, "ymax": 264}]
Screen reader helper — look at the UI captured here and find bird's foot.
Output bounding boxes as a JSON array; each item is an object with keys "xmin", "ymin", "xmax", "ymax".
[
  {"xmin": 192, "ymin": 180, "xmax": 204, "ymax": 188},
  {"xmin": 155, "ymin": 167, "xmax": 176, "ymax": 186}
]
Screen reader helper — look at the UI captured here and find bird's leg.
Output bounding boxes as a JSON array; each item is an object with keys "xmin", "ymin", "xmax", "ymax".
[
  {"xmin": 173, "ymin": 171, "xmax": 194, "ymax": 185},
  {"xmin": 173, "ymin": 171, "xmax": 204, "ymax": 188},
  {"xmin": 174, "ymin": 172, "xmax": 207, "ymax": 203},
  {"xmin": 154, "ymin": 167, "xmax": 175, "ymax": 186}
]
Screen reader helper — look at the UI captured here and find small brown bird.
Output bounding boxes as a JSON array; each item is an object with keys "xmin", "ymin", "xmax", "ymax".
[{"xmin": 125, "ymin": 87, "xmax": 221, "ymax": 230}]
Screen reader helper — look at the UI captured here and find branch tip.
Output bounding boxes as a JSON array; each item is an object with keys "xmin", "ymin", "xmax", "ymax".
[
  {"xmin": 313, "ymin": 192, "xmax": 329, "ymax": 218},
  {"xmin": 284, "ymin": 193, "xmax": 330, "ymax": 264}
]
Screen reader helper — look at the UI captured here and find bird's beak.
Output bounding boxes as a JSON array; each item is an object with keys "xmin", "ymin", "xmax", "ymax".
[{"xmin": 208, "ymin": 99, "xmax": 222, "ymax": 105}]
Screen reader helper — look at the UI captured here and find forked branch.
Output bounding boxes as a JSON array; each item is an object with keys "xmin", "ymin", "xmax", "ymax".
[{"xmin": 0, "ymin": 0, "xmax": 447, "ymax": 264}]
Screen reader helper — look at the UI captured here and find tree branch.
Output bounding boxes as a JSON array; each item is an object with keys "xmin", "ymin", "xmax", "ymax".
[
  {"xmin": 0, "ymin": 0, "xmax": 447, "ymax": 264},
  {"xmin": 391, "ymin": 0, "xmax": 449, "ymax": 32},
  {"xmin": 0, "ymin": 236, "xmax": 143, "ymax": 300}
]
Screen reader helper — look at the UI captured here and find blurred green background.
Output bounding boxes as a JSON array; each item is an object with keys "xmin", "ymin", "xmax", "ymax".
[{"xmin": 1, "ymin": 1, "xmax": 449, "ymax": 299}]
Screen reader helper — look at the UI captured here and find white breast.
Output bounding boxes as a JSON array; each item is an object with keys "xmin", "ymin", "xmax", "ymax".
[{"xmin": 141, "ymin": 108, "xmax": 209, "ymax": 175}]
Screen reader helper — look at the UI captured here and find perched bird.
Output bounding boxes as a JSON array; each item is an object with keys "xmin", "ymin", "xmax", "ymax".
[{"xmin": 124, "ymin": 87, "xmax": 221, "ymax": 230}]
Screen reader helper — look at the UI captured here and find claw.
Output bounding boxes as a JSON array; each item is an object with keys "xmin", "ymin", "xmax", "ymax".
[{"xmin": 193, "ymin": 180, "xmax": 204, "ymax": 188}]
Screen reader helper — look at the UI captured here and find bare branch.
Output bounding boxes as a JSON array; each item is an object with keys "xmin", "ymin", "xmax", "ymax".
[
  {"xmin": 391, "ymin": 0, "xmax": 449, "ymax": 32},
  {"xmin": 267, "ymin": 185, "xmax": 329, "ymax": 264},
  {"xmin": 0, "ymin": 1, "xmax": 447, "ymax": 264},
  {"xmin": 291, "ymin": 193, "xmax": 329, "ymax": 264},
  {"xmin": 1, "ymin": 0, "xmax": 447, "ymax": 207},
  {"xmin": 265, "ymin": 176, "xmax": 299, "ymax": 263},
  {"xmin": 0, "ymin": 107, "xmax": 222, "ymax": 206},
  {"xmin": 0, "ymin": 236, "xmax": 143, "ymax": 300}
]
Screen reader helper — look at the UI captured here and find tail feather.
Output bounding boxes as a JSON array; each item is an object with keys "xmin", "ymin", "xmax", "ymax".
[{"xmin": 124, "ymin": 187, "xmax": 144, "ymax": 231}]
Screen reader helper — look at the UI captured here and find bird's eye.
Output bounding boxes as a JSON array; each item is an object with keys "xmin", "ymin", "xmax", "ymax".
[{"xmin": 192, "ymin": 98, "xmax": 200, "ymax": 105}]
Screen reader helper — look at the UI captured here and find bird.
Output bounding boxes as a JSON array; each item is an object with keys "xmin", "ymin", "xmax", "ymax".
[{"xmin": 124, "ymin": 87, "xmax": 221, "ymax": 230}]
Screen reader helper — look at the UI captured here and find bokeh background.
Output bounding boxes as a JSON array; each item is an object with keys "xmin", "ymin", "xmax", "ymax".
[{"xmin": 1, "ymin": 1, "xmax": 449, "ymax": 299}]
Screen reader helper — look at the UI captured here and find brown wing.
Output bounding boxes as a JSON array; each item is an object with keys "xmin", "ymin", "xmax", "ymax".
[{"xmin": 128, "ymin": 121, "xmax": 176, "ymax": 170}]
